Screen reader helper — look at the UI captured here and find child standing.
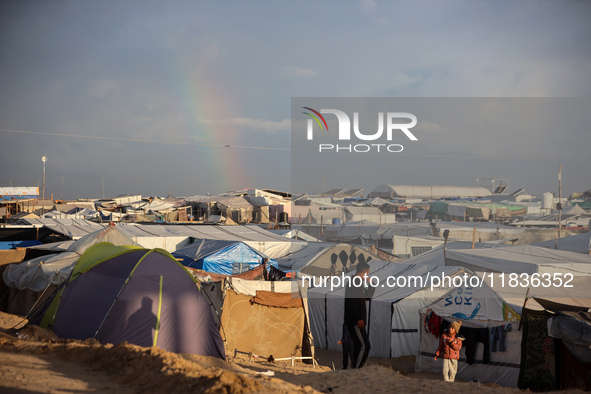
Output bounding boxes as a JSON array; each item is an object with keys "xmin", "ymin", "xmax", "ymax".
[{"xmin": 434, "ymin": 320, "xmax": 463, "ymax": 382}]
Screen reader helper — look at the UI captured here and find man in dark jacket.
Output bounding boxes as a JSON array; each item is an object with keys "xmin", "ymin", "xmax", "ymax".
[{"xmin": 344, "ymin": 261, "xmax": 374, "ymax": 369}]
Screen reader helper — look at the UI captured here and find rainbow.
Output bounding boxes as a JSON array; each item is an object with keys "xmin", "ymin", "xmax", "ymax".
[{"xmin": 170, "ymin": 57, "xmax": 251, "ymax": 194}]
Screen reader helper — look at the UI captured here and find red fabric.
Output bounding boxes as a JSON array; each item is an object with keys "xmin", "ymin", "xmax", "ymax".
[{"xmin": 436, "ymin": 332, "xmax": 462, "ymax": 360}]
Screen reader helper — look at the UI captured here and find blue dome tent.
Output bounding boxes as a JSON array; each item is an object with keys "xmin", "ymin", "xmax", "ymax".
[{"xmin": 172, "ymin": 239, "xmax": 278, "ymax": 275}]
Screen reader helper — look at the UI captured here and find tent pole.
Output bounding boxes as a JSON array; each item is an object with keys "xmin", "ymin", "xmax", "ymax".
[{"xmin": 518, "ymin": 287, "xmax": 530, "ymax": 331}]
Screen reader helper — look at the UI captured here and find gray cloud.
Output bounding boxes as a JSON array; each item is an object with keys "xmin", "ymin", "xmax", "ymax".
[{"xmin": 1, "ymin": 0, "xmax": 590, "ymax": 198}]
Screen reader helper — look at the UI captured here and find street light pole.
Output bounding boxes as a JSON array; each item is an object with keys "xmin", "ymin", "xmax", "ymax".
[{"xmin": 42, "ymin": 156, "xmax": 47, "ymax": 216}]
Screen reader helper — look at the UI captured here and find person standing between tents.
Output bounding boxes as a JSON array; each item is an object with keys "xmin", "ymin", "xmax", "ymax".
[
  {"xmin": 434, "ymin": 320, "xmax": 463, "ymax": 382},
  {"xmin": 338, "ymin": 323, "xmax": 355, "ymax": 369},
  {"xmin": 344, "ymin": 261, "xmax": 374, "ymax": 369}
]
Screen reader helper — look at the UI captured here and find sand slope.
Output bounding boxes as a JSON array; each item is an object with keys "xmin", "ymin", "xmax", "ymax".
[{"xmin": 0, "ymin": 311, "xmax": 583, "ymax": 393}]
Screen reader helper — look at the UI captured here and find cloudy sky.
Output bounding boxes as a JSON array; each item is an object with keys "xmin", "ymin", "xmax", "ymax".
[{"xmin": 1, "ymin": 0, "xmax": 590, "ymax": 199}]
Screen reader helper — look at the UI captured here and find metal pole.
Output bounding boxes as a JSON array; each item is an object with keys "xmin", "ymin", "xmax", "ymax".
[
  {"xmin": 558, "ymin": 165, "xmax": 562, "ymax": 238},
  {"xmin": 42, "ymin": 161, "xmax": 46, "ymax": 216}
]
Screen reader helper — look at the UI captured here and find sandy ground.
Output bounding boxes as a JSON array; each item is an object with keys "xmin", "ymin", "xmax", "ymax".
[{"xmin": 0, "ymin": 311, "xmax": 583, "ymax": 393}]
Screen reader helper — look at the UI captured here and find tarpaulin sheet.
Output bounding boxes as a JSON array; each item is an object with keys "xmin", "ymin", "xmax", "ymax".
[{"xmin": 220, "ymin": 289, "xmax": 305, "ymax": 358}]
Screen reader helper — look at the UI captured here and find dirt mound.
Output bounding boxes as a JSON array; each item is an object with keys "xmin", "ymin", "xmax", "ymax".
[
  {"xmin": 15, "ymin": 324, "xmax": 60, "ymax": 342},
  {"xmin": 0, "ymin": 312, "xmax": 572, "ymax": 393},
  {"xmin": 0, "ymin": 326, "xmax": 317, "ymax": 393}
]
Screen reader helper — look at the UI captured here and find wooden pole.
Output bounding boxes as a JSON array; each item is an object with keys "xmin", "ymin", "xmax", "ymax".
[
  {"xmin": 472, "ymin": 228, "xmax": 476, "ymax": 249},
  {"xmin": 518, "ymin": 288, "xmax": 531, "ymax": 331}
]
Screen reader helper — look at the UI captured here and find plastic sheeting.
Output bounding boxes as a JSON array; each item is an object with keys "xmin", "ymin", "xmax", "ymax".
[
  {"xmin": 3, "ymin": 226, "xmax": 137, "ymax": 291},
  {"xmin": 2, "ymin": 252, "xmax": 79, "ymax": 291},
  {"xmin": 43, "ymin": 208, "xmax": 99, "ymax": 220},
  {"xmin": 0, "ymin": 240, "xmax": 42, "ymax": 250},
  {"xmin": 548, "ymin": 311, "xmax": 591, "ymax": 363},
  {"xmin": 173, "ymin": 240, "xmax": 278, "ymax": 275}
]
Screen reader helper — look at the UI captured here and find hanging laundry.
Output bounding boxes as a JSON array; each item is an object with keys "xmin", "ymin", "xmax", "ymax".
[
  {"xmin": 462, "ymin": 326, "xmax": 490, "ymax": 364},
  {"xmin": 491, "ymin": 325, "xmax": 506, "ymax": 352},
  {"xmin": 426, "ymin": 311, "xmax": 443, "ymax": 338}
]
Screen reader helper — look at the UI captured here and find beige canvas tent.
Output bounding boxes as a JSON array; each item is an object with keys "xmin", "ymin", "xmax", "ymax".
[{"xmin": 219, "ymin": 278, "xmax": 314, "ymax": 361}]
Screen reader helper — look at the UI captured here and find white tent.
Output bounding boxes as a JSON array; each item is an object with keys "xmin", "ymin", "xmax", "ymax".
[
  {"xmin": 307, "ymin": 261, "xmax": 471, "ymax": 359},
  {"xmin": 445, "ymin": 244, "xmax": 591, "ymax": 276},
  {"xmin": 112, "ymin": 225, "xmax": 191, "ymax": 252},
  {"xmin": 534, "ymin": 231, "xmax": 591, "ymax": 254},
  {"xmin": 3, "ymin": 225, "xmax": 136, "ymax": 291},
  {"xmin": 277, "ymin": 243, "xmax": 381, "ymax": 276},
  {"xmin": 13, "ymin": 221, "xmax": 306, "ymax": 258},
  {"xmin": 392, "ymin": 235, "xmax": 444, "ymax": 258},
  {"xmin": 399, "ymin": 240, "xmax": 503, "ymax": 267},
  {"xmin": 417, "ymin": 275, "xmax": 523, "ymax": 387},
  {"xmin": 42, "ymin": 208, "xmax": 99, "ymax": 220},
  {"xmin": 268, "ymin": 228, "xmax": 320, "ymax": 242},
  {"xmin": 416, "ymin": 272, "xmax": 591, "ymax": 387},
  {"xmin": 366, "ymin": 197, "xmax": 390, "ymax": 206},
  {"xmin": 344, "ymin": 207, "xmax": 395, "ymax": 224},
  {"xmin": 369, "ymin": 184, "xmax": 492, "ymax": 199}
]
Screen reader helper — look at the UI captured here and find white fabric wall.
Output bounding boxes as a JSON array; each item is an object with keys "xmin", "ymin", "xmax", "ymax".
[{"xmin": 130, "ymin": 236, "xmax": 190, "ymax": 253}]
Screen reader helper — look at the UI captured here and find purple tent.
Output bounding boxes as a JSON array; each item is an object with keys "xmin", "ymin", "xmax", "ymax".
[{"xmin": 52, "ymin": 246, "xmax": 225, "ymax": 359}]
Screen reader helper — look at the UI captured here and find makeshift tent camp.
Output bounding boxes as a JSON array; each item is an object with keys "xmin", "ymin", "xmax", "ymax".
[
  {"xmin": 307, "ymin": 261, "xmax": 471, "ymax": 358},
  {"xmin": 172, "ymin": 239, "xmax": 278, "ymax": 275},
  {"xmin": 42, "ymin": 242, "xmax": 225, "ymax": 358},
  {"xmin": 218, "ymin": 278, "xmax": 314, "ymax": 360},
  {"xmin": 277, "ymin": 243, "xmax": 381, "ymax": 277}
]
